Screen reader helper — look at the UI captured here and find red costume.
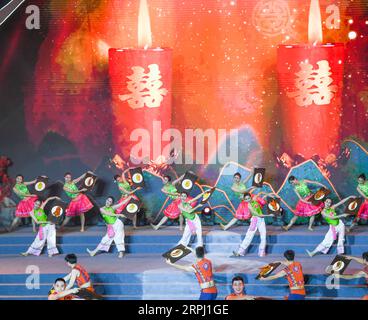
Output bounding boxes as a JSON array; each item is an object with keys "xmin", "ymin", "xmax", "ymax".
[
  {"xmin": 164, "ymin": 196, "xmax": 197, "ymax": 219},
  {"xmin": 235, "ymin": 195, "xmax": 266, "ymax": 220},
  {"xmin": 115, "ymin": 194, "xmax": 140, "ymax": 214},
  {"xmin": 192, "ymin": 258, "xmax": 217, "ymax": 294},
  {"xmin": 48, "ymin": 289, "xmax": 75, "ymax": 300},
  {"xmin": 225, "ymin": 292, "xmax": 247, "ymax": 300},
  {"xmin": 283, "ymin": 262, "xmax": 306, "ymax": 298},
  {"xmin": 73, "ymin": 264, "xmax": 95, "ymax": 292}
]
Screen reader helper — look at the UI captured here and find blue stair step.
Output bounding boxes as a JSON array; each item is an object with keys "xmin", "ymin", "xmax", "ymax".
[{"xmin": 0, "ymin": 226, "xmax": 367, "ymax": 300}]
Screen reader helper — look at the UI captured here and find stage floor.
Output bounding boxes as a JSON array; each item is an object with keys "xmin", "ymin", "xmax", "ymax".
[
  {"xmin": 0, "ymin": 225, "xmax": 365, "ymax": 274},
  {"xmin": 0, "ymin": 225, "xmax": 367, "ymax": 299}
]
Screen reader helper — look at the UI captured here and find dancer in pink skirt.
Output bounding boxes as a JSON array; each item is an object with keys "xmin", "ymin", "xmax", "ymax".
[
  {"xmin": 220, "ymin": 172, "xmax": 254, "ymax": 231},
  {"xmin": 114, "ymin": 170, "xmax": 141, "ymax": 229},
  {"xmin": 60, "ymin": 172, "xmax": 94, "ymax": 232},
  {"xmin": 9, "ymin": 174, "xmax": 38, "ymax": 232},
  {"xmin": 151, "ymin": 174, "xmax": 197, "ymax": 231},
  {"xmin": 348, "ymin": 173, "xmax": 368, "ymax": 232},
  {"xmin": 283, "ymin": 176, "xmax": 327, "ymax": 231}
]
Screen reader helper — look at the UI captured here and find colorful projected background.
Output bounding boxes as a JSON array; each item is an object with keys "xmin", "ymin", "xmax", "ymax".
[{"xmin": 0, "ymin": 0, "xmax": 367, "ymax": 185}]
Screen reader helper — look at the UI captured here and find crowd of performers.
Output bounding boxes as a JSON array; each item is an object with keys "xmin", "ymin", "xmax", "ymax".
[{"xmin": 3, "ymin": 166, "xmax": 368, "ymax": 300}]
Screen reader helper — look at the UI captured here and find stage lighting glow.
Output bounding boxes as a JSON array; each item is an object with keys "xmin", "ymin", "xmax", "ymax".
[
  {"xmin": 348, "ymin": 31, "xmax": 357, "ymax": 40},
  {"xmin": 202, "ymin": 207, "xmax": 212, "ymax": 215}
]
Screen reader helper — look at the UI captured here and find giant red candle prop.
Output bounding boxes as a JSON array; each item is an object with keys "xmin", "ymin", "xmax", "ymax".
[
  {"xmin": 277, "ymin": 0, "xmax": 345, "ymax": 159},
  {"xmin": 108, "ymin": 0, "xmax": 172, "ymax": 162}
]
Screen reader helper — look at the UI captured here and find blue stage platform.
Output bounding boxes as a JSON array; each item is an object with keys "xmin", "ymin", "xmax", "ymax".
[{"xmin": 0, "ymin": 225, "xmax": 367, "ymax": 300}]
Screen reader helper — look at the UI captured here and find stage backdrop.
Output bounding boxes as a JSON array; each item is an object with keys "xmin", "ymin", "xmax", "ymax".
[{"xmin": 0, "ymin": 0, "xmax": 367, "ymax": 192}]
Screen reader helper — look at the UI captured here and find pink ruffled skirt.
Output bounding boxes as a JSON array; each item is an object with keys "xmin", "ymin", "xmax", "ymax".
[
  {"xmin": 15, "ymin": 195, "xmax": 38, "ymax": 218},
  {"xmin": 66, "ymin": 194, "xmax": 93, "ymax": 217},
  {"xmin": 115, "ymin": 194, "xmax": 139, "ymax": 214},
  {"xmin": 164, "ymin": 196, "xmax": 196, "ymax": 219},
  {"xmin": 358, "ymin": 199, "xmax": 368, "ymax": 220},
  {"xmin": 235, "ymin": 201, "xmax": 251, "ymax": 220},
  {"xmin": 294, "ymin": 195, "xmax": 324, "ymax": 217},
  {"xmin": 235, "ymin": 196, "xmax": 266, "ymax": 220}
]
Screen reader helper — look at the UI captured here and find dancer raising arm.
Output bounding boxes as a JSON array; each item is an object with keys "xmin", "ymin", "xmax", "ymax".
[
  {"xmin": 177, "ymin": 190, "xmax": 207, "ymax": 248},
  {"xmin": 221, "ymin": 172, "xmax": 253, "ymax": 231},
  {"xmin": 151, "ymin": 174, "xmax": 187, "ymax": 231},
  {"xmin": 60, "ymin": 172, "xmax": 94, "ymax": 233},
  {"xmin": 233, "ymin": 192, "xmax": 275, "ymax": 257},
  {"xmin": 9, "ymin": 174, "xmax": 38, "ymax": 232},
  {"xmin": 21, "ymin": 196, "xmax": 60, "ymax": 257},
  {"xmin": 348, "ymin": 173, "xmax": 368, "ymax": 232},
  {"xmin": 114, "ymin": 170, "xmax": 141, "ymax": 229},
  {"xmin": 87, "ymin": 196, "xmax": 128, "ymax": 258},
  {"xmin": 307, "ymin": 196, "xmax": 353, "ymax": 257},
  {"xmin": 283, "ymin": 176, "xmax": 327, "ymax": 231},
  {"xmin": 166, "ymin": 246, "xmax": 218, "ymax": 300},
  {"xmin": 259, "ymin": 250, "xmax": 306, "ymax": 300}
]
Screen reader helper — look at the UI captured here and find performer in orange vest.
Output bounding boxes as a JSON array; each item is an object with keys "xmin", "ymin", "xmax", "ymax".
[
  {"xmin": 225, "ymin": 276, "xmax": 256, "ymax": 300},
  {"xmin": 63, "ymin": 254, "xmax": 95, "ymax": 293},
  {"xmin": 48, "ymin": 278, "xmax": 81, "ymax": 300},
  {"xmin": 259, "ymin": 250, "xmax": 306, "ymax": 300},
  {"xmin": 166, "ymin": 246, "xmax": 218, "ymax": 300}
]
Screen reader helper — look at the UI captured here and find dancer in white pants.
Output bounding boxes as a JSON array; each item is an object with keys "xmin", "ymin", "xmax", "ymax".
[
  {"xmin": 233, "ymin": 193, "xmax": 275, "ymax": 257},
  {"xmin": 87, "ymin": 196, "xmax": 128, "ymax": 258},
  {"xmin": 307, "ymin": 196, "xmax": 353, "ymax": 257},
  {"xmin": 21, "ymin": 197, "xmax": 60, "ymax": 257},
  {"xmin": 177, "ymin": 191, "xmax": 208, "ymax": 248}
]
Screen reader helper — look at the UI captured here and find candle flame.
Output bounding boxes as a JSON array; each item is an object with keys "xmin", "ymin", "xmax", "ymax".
[
  {"xmin": 138, "ymin": 0, "xmax": 152, "ymax": 48},
  {"xmin": 308, "ymin": 0, "xmax": 323, "ymax": 45},
  {"xmin": 97, "ymin": 39, "xmax": 110, "ymax": 57}
]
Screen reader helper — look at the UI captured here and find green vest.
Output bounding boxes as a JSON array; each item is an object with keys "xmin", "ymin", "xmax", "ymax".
[
  {"xmin": 15, "ymin": 183, "xmax": 31, "ymax": 200},
  {"xmin": 358, "ymin": 183, "xmax": 368, "ymax": 197},
  {"xmin": 101, "ymin": 206, "xmax": 118, "ymax": 225},
  {"xmin": 64, "ymin": 182, "xmax": 79, "ymax": 199},
  {"xmin": 295, "ymin": 181, "xmax": 311, "ymax": 198},
  {"xmin": 324, "ymin": 208, "xmax": 339, "ymax": 226},
  {"xmin": 249, "ymin": 200, "xmax": 263, "ymax": 217},
  {"xmin": 34, "ymin": 208, "xmax": 48, "ymax": 227},
  {"xmin": 233, "ymin": 182, "xmax": 247, "ymax": 200},
  {"xmin": 181, "ymin": 202, "xmax": 195, "ymax": 221},
  {"xmin": 118, "ymin": 181, "xmax": 131, "ymax": 194},
  {"xmin": 163, "ymin": 183, "xmax": 178, "ymax": 199}
]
